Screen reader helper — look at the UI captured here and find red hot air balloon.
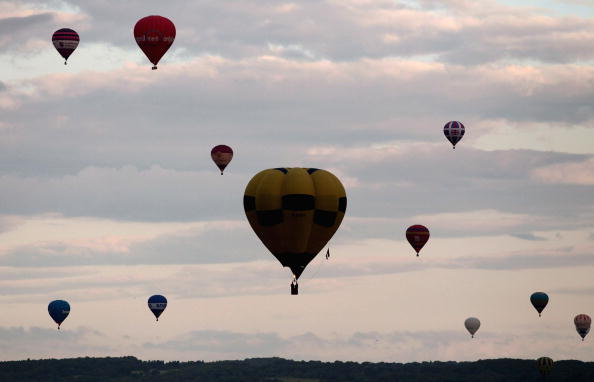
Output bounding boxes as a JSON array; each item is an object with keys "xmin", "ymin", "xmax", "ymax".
[
  {"xmin": 52, "ymin": 28, "xmax": 79, "ymax": 65},
  {"xmin": 574, "ymin": 314, "xmax": 591, "ymax": 341},
  {"xmin": 211, "ymin": 145, "xmax": 233, "ymax": 175},
  {"xmin": 406, "ymin": 225, "xmax": 430, "ymax": 256},
  {"xmin": 134, "ymin": 15, "xmax": 176, "ymax": 70}
]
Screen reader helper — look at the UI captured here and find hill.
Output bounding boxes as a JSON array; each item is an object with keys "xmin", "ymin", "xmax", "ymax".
[{"xmin": 0, "ymin": 356, "xmax": 593, "ymax": 381}]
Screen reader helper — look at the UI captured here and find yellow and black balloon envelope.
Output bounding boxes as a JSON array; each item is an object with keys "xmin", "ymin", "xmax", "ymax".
[{"xmin": 244, "ymin": 168, "xmax": 347, "ymax": 279}]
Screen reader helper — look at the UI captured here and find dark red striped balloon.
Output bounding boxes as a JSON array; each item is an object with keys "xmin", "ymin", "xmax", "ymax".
[
  {"xmin": 406, "ymin": 225, "xmax": 430, "ymax": 256},
  {"xmin": 52, "ymin": 28, "xmax": 79, "ymax": 65},
  {"xmin": 211, "ymin": 145, "xmax": 233, "ymax": 175},
  {"xmin": 134, "ymin": 15, "xmax": 176, "ymax": 70}
]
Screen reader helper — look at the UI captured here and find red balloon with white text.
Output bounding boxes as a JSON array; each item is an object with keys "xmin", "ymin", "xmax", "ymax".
[{"xmin": 134, "ymin": 15, "xmax": 176, "ymax": 70}]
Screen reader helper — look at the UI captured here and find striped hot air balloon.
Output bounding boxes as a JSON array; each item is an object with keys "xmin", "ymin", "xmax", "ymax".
[
  {"xmin": 536, "ymin": 357, "xmax": 553, "ymax": 377},
  {"xmin": 52, "ymin": 28, "xmax": 79, "ymax": 64},
  {"xmin": 244, "ymin": 168, "xmax": 346, "ymax": 294}
]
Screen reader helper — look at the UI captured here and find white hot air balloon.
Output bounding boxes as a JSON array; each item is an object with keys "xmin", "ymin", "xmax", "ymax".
[{"xmin": 464, "ymin": 317, "xmax": 481, "ymax": 338}]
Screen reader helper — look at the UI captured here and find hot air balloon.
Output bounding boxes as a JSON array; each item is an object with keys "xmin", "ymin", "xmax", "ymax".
[
  {"xmin": 133, "ymin": 16, "xmax": 176, "ymax": 70},
  {"xmin": 464, "ymin": 317, "xmax": 480, "ymax": 338},
  {"xmin": 530, "ymin": 292, "xmax": 549, "ymax": 317},
  {"xmin": 148, "ymin": 295, "xmax": 167, "ymax": 321},
  {"xmin": 405, "ymin": 225, "xmax": 429, "ymax": 256},
  {"xmin": 52, "ymin": 28, "xmax": 79, "ymax": 65},
  {"xmin": 48, "ymin": 300, "xmax": 70, "ymax": 329},
  {"xmin": 536, "ymin": 357, "xmax": 553, "ymax": 377},
  {"xmin": 211, "ymin": 145, "xmax": 233, "ymax": 175},
  {"xmin": 574, "ymin": 314, "xmax": 591, "ymax": 341},
  {"xmin": 443, "ymin": 121, "xmax": 465, "ymax": 149},
  {"xmin": 244, "ymin": 168, "xmax": 347, "ymax": 295}
]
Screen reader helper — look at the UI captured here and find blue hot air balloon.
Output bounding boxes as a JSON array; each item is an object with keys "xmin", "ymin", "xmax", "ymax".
[
  {"xmin": 48, "ymin": 300, "xmax": 70, "ymax": 329},
  {"xmin": 530, "ymin": 292, "xmax": 549, "ymax": 317},
  {"xmin": 148, "ymin": 295, "xmax": 167, "ymax": 321}
]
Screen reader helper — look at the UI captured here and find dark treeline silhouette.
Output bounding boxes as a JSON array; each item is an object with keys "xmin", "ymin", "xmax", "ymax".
[{"xmin": 1, "ymin": 356, "xmax": 593, "ymax": 381}]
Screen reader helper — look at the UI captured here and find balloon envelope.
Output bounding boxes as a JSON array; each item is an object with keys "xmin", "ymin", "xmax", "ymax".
[
  {"xmin": 211, "ymin": 145, "xmax": 233, "ymax": 174},
  {"xmin": 443, "ymin": 121, "xmax": 465, "ymax": 148},
  {"xmin": 536, "ymin": 357, "xmax": 553, "ymax": 376},
  {"xmin": 52, "ymin": 28, "xmax": 79, "ymax": 64},
  {"xmin": 134, "ymin": 15, "xmax": 176, "ymax": 69},
  {"xmin": 148, "ymin": 295, "xmax": 167, "ymax": 321},
  {"xmin": 48, "ymin": 300, "xmax": 70, "ymax": 328},
  {"xmin": 244, "ymin": 168, "xmax": 347, "ymax": 280},
  {"xmin": 405, "ymin": 225, "xmax": 429, "ymax": 256},
  {"xmin": 530, "ymin": 292, "xmax": 549, "ymax": 316},
  {"xmin": 464, "ymin": 317, "xmax": 480, "ymax": 338},
  {"xmin": 574, "ymin": 314, "xmax": 591, "ymax": 340}
]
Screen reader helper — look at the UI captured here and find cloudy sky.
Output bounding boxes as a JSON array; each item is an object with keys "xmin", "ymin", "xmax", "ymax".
[{"xmin": 1, "ymin": 0, "xmax": 594, "ymax": 363}]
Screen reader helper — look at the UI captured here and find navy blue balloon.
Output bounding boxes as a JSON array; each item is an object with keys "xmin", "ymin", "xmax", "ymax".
[
  {"xmin": 148, "ymin": 295, "xmax": 167, "ymax": 321},
  {"xmin": 530, "ymin": 292, "xmax": 549, "ymax": 317},
  {"xmin": 48, "ymin": 300, "xmax": 70, "ymax": 329}
]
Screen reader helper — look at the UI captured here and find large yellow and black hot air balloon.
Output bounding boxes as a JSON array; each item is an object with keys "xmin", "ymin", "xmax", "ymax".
[{"xmin": 243, "ymin": 168, "xmax": 347, "ymax": 294}]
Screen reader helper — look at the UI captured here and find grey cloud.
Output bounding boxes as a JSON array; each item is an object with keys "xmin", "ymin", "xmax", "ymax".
[
  {"xmin": 509, "ymin": 233, "xmax": 547, "ymax": 241},
  {"xmin": 0, "ymin": 326, "xmax": 112, "ymax": 360},
  {"xmin": 550, "ymin": 286, "xmax": 594, "ymax": 296},
  {"xmin": 0, "ymin": 57, "xmax": 593, "ymax": 224},
  {"xmin": 2, "ymin": 248, "xmax": 593, "ymax": 300},
  {"xmin": 315, "ymin": 252, "xmax": 594, "ymax": 280},
  {"xmin": 140, "ymin": 328, "xmax": 593, "ymax": 362},
  {"xmin": 0, "ymin": 13, "xmax": 56, "ymax": 52},
  {"xmin": 141, "ymin": 329, "xmax": 478, "ymax": 360},
  {"xmin": 8, "ymin": 1, "xmax": 594, "ymax": 65},
  {"xmin": 0, "ymin": 222, "xmax": 262, "ymax": 267}
]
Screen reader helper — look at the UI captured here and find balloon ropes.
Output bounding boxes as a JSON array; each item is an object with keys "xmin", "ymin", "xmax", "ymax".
[
  {"xmin": 52, "ymin": 28, "xmax": 79, "ymax": 65},
  {"xmin": 48, "ymin": 300, "xmax": 70, "ymax": 329},
  {"xmin": 211, "ymin": 145, "xmax": 233, "ymax": 175},
  {"xmin": 464, "ymin": 317, "xmax": 480, "ymax": 338},
  {"xmin": 530, "ymin": 292, "xmax": 549, "ymax": 317},
  {"xmin": 574, "ymin": 314, "xmax": 591, "ymax": 341},
  {"xmin": 134, "ymin": 15, "xmax": 176, "ymax": 70},
  {"xmin": 443, "ymin": 121, "xmax": 465, "ymax": 149},
  {"xmin": 148, "ymin": 295, "xmax": 167, "ymax": 321},
  {"xmin": 244, "ymin": 168, "xmax": 347, "ymax": 295},
  {"xmin": 406, "ymin": 225, "xmax": 429, "ymax": 257}
]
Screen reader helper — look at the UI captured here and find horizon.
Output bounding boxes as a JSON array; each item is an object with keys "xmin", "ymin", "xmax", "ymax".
[{"xmin": 1, "ymin": 0, "xmax": 594, "ymax": 363}]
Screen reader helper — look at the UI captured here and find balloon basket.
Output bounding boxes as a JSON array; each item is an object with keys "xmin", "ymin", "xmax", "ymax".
[{"xmin": 290, "ymin": 282, "xmax": 298, "ymax": 295}]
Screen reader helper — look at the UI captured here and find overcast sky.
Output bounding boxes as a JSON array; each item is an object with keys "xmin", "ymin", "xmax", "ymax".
[{"xmin": 1, "ymin": 0, "xmax": 594, "ymax": 363}]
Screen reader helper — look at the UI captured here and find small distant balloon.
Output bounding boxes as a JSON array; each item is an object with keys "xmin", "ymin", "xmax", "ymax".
[
  {"xmin": 134, "ymin": 15, "xmax": 176, "ymax": 70},
  {"xmin": 443, "ymin": 121, "xmax": 465, "ymax": 149},
  {"xmin": 211, "ymin": 145, "xmax": 233, "ymax": 175},
  {"xmin": 405, "ymin": 225, "xmax": 430, "ymax": 257},
  {"xmin": 536, "ymin": 357, "xmax": 553, "ymax": 377},
  {"xmin": 52, "ymin": 28, "xmax": 79, "ymax": 65},
  {"xmin": 464, "ymin": 317, "xmax": 480, "ymax": 338},
  {"xmin": 48, "ymin": 300, "xmax": 70, "ymax": 329},
  {"xmin": 148, "ymin": 295, "xmax": 167, "ymax": 321},
  {"xmin": 574, "ymin": 314, "xmax": 591, "ymax": 341},
  {"xmin": 530, "ymin": 292, "xmax": 549, "ymax": 317}
]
